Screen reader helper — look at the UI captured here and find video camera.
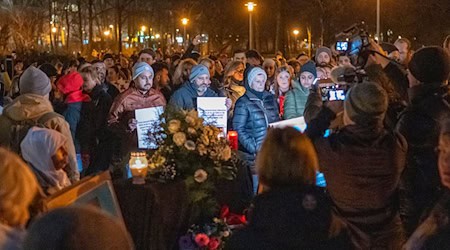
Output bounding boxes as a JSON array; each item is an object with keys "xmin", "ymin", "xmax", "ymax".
[{"xmin": 335, "ymin": 22, "xmax": 372, "ymax": 67}]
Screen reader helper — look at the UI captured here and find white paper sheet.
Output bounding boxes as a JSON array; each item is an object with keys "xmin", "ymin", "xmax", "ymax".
[
  {"xmin": 135, "ymin": 106, "xmax": 164, "ymax": 149},
  {"xmin": 269, "ymin": 116, "xmax": 307, "ymax": 132},
  {"xmin": 197, "ymin": 97, "xmax": 227, "ymax": 136}
]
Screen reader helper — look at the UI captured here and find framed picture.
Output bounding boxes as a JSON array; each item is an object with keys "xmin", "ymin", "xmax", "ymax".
[{"xmin": 44, "ymin": 171, "xmax": 124, "ymax": 223}]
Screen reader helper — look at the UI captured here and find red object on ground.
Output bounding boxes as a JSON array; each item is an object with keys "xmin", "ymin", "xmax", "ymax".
[{"xmin": 227, "ymin": 131, "xmax": 238, "ymax": 150}]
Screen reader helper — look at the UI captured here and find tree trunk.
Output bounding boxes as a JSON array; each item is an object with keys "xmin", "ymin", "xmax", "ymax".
[
  {"xmin": 49, "ymin": 0, "xmax": 54, "ymax": 52},
  {"xmin": 274, "ymin": 0, "xmax": 281, "ymax": 53},
  {"xmin": 88, "ymin": 0, "xmax": 93, "ymax": 55},
  {"xmin": 65, "ymin": 0, "xmax": 70, "ymax": 51},
  {"xmin": 77, "ymin": 0, "xmax": 83, "ymax": 53},
  {"xmin": 117, "ymin": 1, "xmax": 122, "ymax": 53}
]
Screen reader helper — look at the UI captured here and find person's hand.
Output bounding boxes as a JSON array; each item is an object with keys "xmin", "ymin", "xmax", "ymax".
[
  {"xmin": 128, "ymin": 118, "xmax": 137, "ymax": 131},
  {"xmin": 366, "ymin": 39, "xmax": 390, "ymax": 68},
  {"xmin": 325, "ymin": 100, "xmax": 344, "ymax": 114},
  {"xmin": 225, "ymin": 98, "xmax": 232, "ymax": 110},
  {"xmin": 192, "ymin": 35, "xmax": 202, "ymax": 46}
]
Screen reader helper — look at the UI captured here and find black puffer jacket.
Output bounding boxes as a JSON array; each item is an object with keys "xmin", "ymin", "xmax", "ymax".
[
  {"xmin": 396, "ymin": 83, "xmax": 450, "ymax": 235},
  {"xmin": 232, "ymin": 87, "xmax": 279, "ymax": 164}
]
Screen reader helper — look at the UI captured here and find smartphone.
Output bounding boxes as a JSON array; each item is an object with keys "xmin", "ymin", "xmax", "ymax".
[{"xmin": 318, "ymin": 80, "xmax": 347, "ymax": 102}]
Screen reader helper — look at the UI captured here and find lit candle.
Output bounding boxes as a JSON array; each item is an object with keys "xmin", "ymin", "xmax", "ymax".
[
  {"xmin": 227, "ymin": 131, "xmax": 238, "ymax": 150},
  {"xmin": 129, "ymin": 152, "xmax": 148, "ymax": 185}
]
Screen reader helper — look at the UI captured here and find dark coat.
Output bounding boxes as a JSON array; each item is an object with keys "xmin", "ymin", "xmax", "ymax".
[
  {"xmin": 396, "ymin": 83, "xmax": 450, "ymax": 235},
  {"xmin": 61, "ymin": 102, "xmax": 83, "ymax": 153},
  {"xmin": 306, "ymin": 107, "xmax": 407, "ymax": 249},
  {"xmin": 169, "ymin": 81, "xmax": 218, "ymax": 110},
  {"xmin": 226, "ymin": 186, "xmax": 351, "ymax": 250},
  {"xmin": 232, "ymin": 89, "xmax": 279, "ymax": 164}
]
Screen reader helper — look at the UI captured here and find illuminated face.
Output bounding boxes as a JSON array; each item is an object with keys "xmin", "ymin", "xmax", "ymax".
[
  {"xmin": 139, "ymin": 53, "xmax": 155, "ymax": 65},
  {"xmin": 82, "ymin": 73, "xmax": 98, "ymax": 92},
  {"xmin": 52, "ymin": 146, "xmax": 69, "ymax": 170},
  {"xmin": 264, "ymin": 63, "xmax": 276, "ymax": 78},
  {"xmin": 233, "ymin": 52, "xmax": 247, "ymax": 65},
  {"xmin": 395, "ymin": 42, "xmax": 410, "ymax": 65},
  {"xmin": 300, "ymin": 71, "xmax": 315, "ymax": 88},
  {"xmin": 104, "ymin": 58, "xmax": 115, "ymax": 68},
  {"xmin": 156, "ymin": 68, "xmax": 170, "ymax": 87},
  {"xmin": 135, "ymin": 70, "xmax": 153, "ymax": 92},
  {"xmin": 232, "ymin": 64, "xmax": 245, "ymax": 82},
  {"xmin": 107, "ymin": 68, "xmax": 118, "ymax": 83},
  {"xmin": 276, "ymin": 71, "xmax": 291, "ymax": 92},
  {"xmin": 93, "ymin": 62, "xmax": 106, "ymax": 83},
  {"xmin": 338, "ymin": 56, "xmax": 351, "ymax": 66},
  {"xmin": 250, "ymin": 74, "xmax": 266, "ymax": 92},
  {"xmin": 317, "ymin": 52, "xmax": 331, "ymax": 66},
  {"xmin": 194, "ymin": 74, "xmax": 211, "ymax": 95}
]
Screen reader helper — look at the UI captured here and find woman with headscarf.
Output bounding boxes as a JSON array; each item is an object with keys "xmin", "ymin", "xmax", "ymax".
[
  {"xmin": 20, "ymin": 127, "xmax": 71, "ymax": 195},
  {"xmin": 0, "ymin": 147, "xmax": 41, "ymax": 250}
]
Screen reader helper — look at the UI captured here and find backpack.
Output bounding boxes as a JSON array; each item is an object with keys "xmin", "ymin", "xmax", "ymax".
[{"xmin": 9, "ymin": 112, "xmax": 62, "ymax": 155}]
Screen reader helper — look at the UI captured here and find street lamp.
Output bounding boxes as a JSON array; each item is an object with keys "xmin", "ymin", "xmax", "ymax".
[
  {"xmin": 51, "ymin": 27, "xmax": 57, "ymax": 33},
  {"xmin": 292, "ymin": 29, "xmax": 299, "ymax": 53},
  {"xmin": 103, "ymin": 30, "xmax": 110, "ymax": 36},
  {"xmin": 141, "ymin": 25, "xmax": 147, "ymax": 33},
  {"xmin": 181, "ymin": 18, "xmax": 189, "ymax": 47},
  {"xmin": 245, "ymin": 2, "xmax": 256, "ymax": 50}
]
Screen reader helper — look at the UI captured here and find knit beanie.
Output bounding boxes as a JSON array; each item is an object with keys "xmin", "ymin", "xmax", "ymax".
[
  {"xmin": 132, "ymin": 62, "xmax": 154, "ymax": 80},
  {"xmin": 189, "ymin": 64, "xmax": 210, "ymax": 82},
  {"xmin": 315, "ymin": 47, "xmax": 332, "ymax": 60},
  {"xmin": 19, "ymin": 66, "xmax": 52, "ymax": 96},
  {"xmin": 38, "ymin": 63, "xmax": 58, "ymax": 78},
  {"xmin": 57, "ymin": 72, "xmax": 84, "ymax": 94},
  {"xmin": 344, "ymin": 82, "xmax": 388, "ymax": 125},
  {"xmin": 300, "ymin": 61, "xmax": 317, "ymax": 78},
  {"xmin": 408, "ymin": 46, "xmax": 450, "ymax": 83},
  {"xmin": 247, "ymin": 67, "xmax": 267, "ymax": 87}
]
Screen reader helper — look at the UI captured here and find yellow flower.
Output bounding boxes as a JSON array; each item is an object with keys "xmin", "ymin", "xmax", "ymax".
[
  {"xmin": 197, "ymin": 143, "xmax": 207, "ymax": 156},
  {"xmin": 185, "ymin": 115, "xmax": 196, "ymax": 125},
  {"xmin": 221, "ymin": 146, "xmax": 232, "ymax": 161},
  {"xmin": 187, "ymin": 127, "xmax": 197, "ymax": 135},
  {"xmin": 173, "ymin": 132, "xmax": 187, "ymax": 146},
  {"xmin": 194, "ymin": 169, "xmax": 208, "ymax": 183},
  {"xmin": 187, "ymin": 109, "xmax": 198, "ymax": 118},
  {"xmin": 200, "ymin": 134, "xmax": 210, "ymax": 146},
  {"xmin": 184, "ymin": 140, "xmax": 196, "ymax": 151},
  {"xmin": 168, "ymin": 119, "xmax": 181, "ymax": 134}
]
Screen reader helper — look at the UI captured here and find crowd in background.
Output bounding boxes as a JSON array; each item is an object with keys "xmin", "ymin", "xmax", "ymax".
[{"xmin": 1, "ymin": 33, "xmax": 450, "ymax": 249}]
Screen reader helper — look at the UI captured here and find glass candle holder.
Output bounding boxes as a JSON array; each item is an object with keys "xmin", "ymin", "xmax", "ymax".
[{"xmin": 129, "ymin": 152, "xmax": 148, "ymax": 185}]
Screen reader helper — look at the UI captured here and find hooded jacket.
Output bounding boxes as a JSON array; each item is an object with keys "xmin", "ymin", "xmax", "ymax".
[
  {"xmin": 232, "ymin": 74, "xmax": 279, "ymax": 164},
  {"xmin": 169, "ymin": 81, "xmax": 218, "ymax": 110},
  {"xmin": 226, "ymin": 187, "xmax": 351, "ymax": 250},
  {"xmin": 283, "ymin": 80, "xmax": 310, "ymax": 120},
  {"xmin": 0, "ymin": 94, "xmax": 79, "ymax": 182}
]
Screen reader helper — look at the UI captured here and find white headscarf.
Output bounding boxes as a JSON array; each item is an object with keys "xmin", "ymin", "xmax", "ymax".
[{"xmin": 20, "ymin": 127, "xmax": 71, "ymax": 191}]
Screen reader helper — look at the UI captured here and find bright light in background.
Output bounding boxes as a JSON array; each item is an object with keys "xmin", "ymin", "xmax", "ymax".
[
  {"xmin": 292, "ymin": 29, "xmax": 299, "ymax": 36},
  {"xmin": 155, "ymin": 33, "xmax": 160, "ymax": 39},
  {"xmin": 245, "ymin": 2, "xmax": 256, "ymax": 12},
  {"xmin": 181, "ymin": 18, "xmax": 189, "ymax": 26},
  {"xmin": 51, "ymin": 27, "xmax": 57, "ymax": 33},
  {"xmin": 103, "ymin": 30, "xmax": 110, "ymax": 36},
  {"xmin": 109, "ymin": 24, "xmax": 114, "ymax": 29},
  {"xmin": 141, "ymin": 26, "xmax": 147, "ymax": 32}
]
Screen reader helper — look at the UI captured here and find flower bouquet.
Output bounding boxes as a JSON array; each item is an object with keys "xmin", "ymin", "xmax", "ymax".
[
  {"xmin": 147, "ymin": 108, "xmax": 237, "ymax": 218},
  {"xmin": 179, "ymin": 217, "xmax": 232, "ymax": 250}
]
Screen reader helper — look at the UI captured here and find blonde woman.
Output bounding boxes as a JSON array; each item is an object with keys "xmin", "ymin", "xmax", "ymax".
[
  {"xmin": 0, "ymin": 147, "xmax": 41, "ymax": 250},
  {"xmin": 171, "ymin": 58, "xmax": 197, "ymax": 91},
  {"xmin": 222, "ymin": 61, "xmax": 246, "ymax": 122}
]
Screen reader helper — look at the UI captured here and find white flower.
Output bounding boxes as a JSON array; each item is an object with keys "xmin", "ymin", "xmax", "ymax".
[
  {"xmin": 184, "ymin": 140, "xmax": 196, "ymax": 151},
  {"xmin": 194, "ymin": 169, "xmax": 208, "ymax": 183},
  {"xmin": 173, "ymin": 132, "xmax": 187, "ymax": 146},
  {"xmin": 168, "ymin": 119, "xmax": 181, "ymax": 134}
]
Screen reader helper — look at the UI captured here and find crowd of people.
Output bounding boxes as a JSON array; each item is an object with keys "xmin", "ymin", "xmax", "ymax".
[{"xmin": 1, "ymin": 32, "xmax": 450, "ymax": 249}]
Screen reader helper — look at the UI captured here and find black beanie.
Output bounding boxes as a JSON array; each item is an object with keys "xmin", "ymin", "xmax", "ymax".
[
  {"xmin": 408, "ymin": 46, "xmax": 450, "ymax": 83},
  {"xmin": 38, "ymin": 63, "xmax": 58, "ymax": 77}
]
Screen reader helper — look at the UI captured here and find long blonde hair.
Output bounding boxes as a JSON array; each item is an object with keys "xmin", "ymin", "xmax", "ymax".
[
  {"xmin": 172, "ymin": 58, "xmax": 197, "ymax": 87},
  {"xmin": 0, "ymin": 147, "xmax": 40, "ymax": 227},
  {"xmin": 223, "ymin": 61, "xmax": 244, "ymax": 88}
]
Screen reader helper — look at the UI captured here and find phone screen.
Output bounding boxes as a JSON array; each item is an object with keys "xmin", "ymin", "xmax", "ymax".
[{"xmin": 336, "ymin": 41, "xmax": 348, "ymax": 52}]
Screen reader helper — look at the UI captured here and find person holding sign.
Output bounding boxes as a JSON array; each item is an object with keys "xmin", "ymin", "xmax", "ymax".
[
  {"xmin": 107, "ymin": 62, "xmax": 166, "ymax": 167},
  {"xmin": 232, "ymin": 66, "xmax": 280, "ymax": 168},
  {"xmin": 169, "ymin": 64, "xmax": 231, "ymax": 111}
]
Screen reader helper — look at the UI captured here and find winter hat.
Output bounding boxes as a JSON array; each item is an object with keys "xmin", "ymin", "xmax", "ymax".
[
  {"xmin": 38, "ymin": 63, "xmax": 58, "ymax": 77},
  {"xmin": 132, "ymin": 62, "xmax": 154, "ymax": 81},
  {"xmin": 189, "ymin": 64, "xmax": 210, "ymax": 82},
  {"xmin": 57, "ymin": 72, "xmax": 84, "ymax": 94},
  {"xmin": 300, "ymin": 61, "xmax": 317, "ymax": 78},
  {"xmin": 19, "ymin": 66, "xmax": 52, "ymax": 96},
  {"xmin": 408, "ymin": 46, "xmax": 450, "ymax": 83},
  {"xmin": 344, "ymin": 81, "xmax": 388, "ymax": 125},
  {"xmin": 315, "ymin": 46, "xmax": 332, "ymax": 60},
  {"xmin": 247, "ymin": 67, "xmax": 267, "ymax": 86}
]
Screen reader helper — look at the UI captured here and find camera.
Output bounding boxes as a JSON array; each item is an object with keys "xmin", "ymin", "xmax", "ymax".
[{"xmin": 335, "ymin": 22, "xmax": 371, "ymax": 67}]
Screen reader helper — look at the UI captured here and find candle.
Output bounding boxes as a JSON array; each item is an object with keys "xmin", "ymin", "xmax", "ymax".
[
  {"xmin": 129, "ymin": 152, "xmax": 148, "ymax": 184},
  {"xmin": 227, "ymin": 131, "xmax": 238, "ymax": 150}
]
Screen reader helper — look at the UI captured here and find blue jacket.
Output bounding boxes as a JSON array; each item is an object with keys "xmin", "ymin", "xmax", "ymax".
[
  {"xmin": 232, "ymin": 89, "xmax": 279, "ymax": 163},
  {"xmin": 62, "ymin": 102, "xmax": 82, "ymax": 153},
  {"xmin": 169, "ymin": 81, "xmax": 218, "ymax": 110}
]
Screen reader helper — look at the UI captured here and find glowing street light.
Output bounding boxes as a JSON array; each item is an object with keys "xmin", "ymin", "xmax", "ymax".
[
  {"xmin": 292, "ymin": 29, "xmax": 300, "ymax": 54},
  {"xmin": 141, "ymin": 25, "xmax": 147, "ymax": 33},
  {"xmin": 109, "ymin": 24, "xmax": 114, "ymax": 29},
  {"xmin": 51, "ymin": 27, "xmax": 57, "ymax": 33},
  {"xmin": 103, "ymin": 30, "xmax": 110, "ymax": 36},
  {"xmin": 245, "ymin": 2, "xmax": 257, "ymax": 49},
  {"xmin": 181, "ymin": 18, "xmax": 189, "ymax": 47},
  {"xmin": 181, "ymin": 18, "xmax": 189, "ymax": 26},
  {"xmin": 155, "ymin": 33, "xmax": 160, "ymax": 39},
  {"xmin": 293, "ymin": 29, "xmax": 299, "ymax": 36}
]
